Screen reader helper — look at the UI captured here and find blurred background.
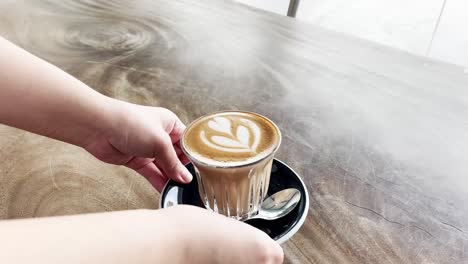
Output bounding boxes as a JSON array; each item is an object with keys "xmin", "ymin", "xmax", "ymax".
[{"xmin": 236, "ymin": 0, "xmax": 467, "ymax": 68}]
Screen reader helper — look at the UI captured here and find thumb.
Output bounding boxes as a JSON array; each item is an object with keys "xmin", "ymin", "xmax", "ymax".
[{"xmin": 153, "ymin": 133, "xmax": 192, "ymax": 183}]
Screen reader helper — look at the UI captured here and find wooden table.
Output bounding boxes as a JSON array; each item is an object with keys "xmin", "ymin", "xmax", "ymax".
[{"xmin": 1, "ymin": 0, "xmax": 468, "ymax": 263}]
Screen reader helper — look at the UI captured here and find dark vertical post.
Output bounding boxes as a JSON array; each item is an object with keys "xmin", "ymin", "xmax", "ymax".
[{"xmin": 287, "ymin": 0, "xmax": 300, "ymax": 17}]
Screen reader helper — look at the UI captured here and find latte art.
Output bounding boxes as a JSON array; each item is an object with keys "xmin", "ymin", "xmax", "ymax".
[
  {"xmin": 182, "ymin": 111, "xmax": 280, "ymax": 165},
  {"xmin": 200, "ymin": 116, "xmax": 260, "ymax": 153}
]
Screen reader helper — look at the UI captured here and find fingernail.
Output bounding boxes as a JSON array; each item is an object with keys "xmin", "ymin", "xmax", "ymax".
[{"xmin": 181, "ymin": 167, "xmax": 193, "ymax": 182}]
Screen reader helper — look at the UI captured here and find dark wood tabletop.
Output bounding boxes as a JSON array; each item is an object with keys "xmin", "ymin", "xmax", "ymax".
[{"xmin": 1, "ymin": 0, "xmax": 468, "ymax": 263}]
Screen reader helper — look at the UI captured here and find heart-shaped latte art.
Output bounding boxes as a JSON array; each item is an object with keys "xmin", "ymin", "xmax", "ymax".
[{"xmin": 200, "ymin": 116, "xmax": 260, "ymax": 153}]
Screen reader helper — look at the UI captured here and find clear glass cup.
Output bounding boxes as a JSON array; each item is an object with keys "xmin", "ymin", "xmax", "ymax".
[{"xmin": 181, "ymin": 111, "xmax": 281, "ymax": 221}]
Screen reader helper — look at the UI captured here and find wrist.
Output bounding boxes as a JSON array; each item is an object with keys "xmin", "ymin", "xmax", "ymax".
[{"xmin": 70, "ymin": 94, "xmax": 121, "ymax": 149}]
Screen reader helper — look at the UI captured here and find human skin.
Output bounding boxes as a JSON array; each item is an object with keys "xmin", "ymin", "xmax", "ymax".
[
  {"xmin": 0, "ymin": 36, "xmax": 283, "ymax": 264},
  {"xmin": 0, "ymin": 206, "xmax": 283, "ymax": 264}
]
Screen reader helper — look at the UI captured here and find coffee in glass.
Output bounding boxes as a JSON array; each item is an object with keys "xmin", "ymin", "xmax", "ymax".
[{"xmin": 181, "ymin": 111, "xmax": 281, "ymax": 220}]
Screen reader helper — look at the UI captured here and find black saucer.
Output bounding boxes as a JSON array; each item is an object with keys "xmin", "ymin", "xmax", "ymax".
[{"xmin": 159, "ymin": 159, "xmax": 309, "ymax": 244}]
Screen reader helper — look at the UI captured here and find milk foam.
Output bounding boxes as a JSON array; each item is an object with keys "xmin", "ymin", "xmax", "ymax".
[
  {"xmin": 183, "ymin": 112, "xmax": 280, "ymax": 166},
  {"xmin": 200, "ymin": 116, "xmax": 261, "ymax": 153}
]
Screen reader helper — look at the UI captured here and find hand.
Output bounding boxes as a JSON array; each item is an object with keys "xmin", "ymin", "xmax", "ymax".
[
  {"xmin": 0, "ymin": 37, "xmax": 191, "ymax": 192},
  {"xmin": 84, "ymin": 100, "xmax": 192, "ymax": 192},
  {"xmin": 165, "ymin": 205, "xmax": 284, "ymax": 264},
  {"xmin": 0, "ymin": 206, "xmax": 283, "ymax": 264}
]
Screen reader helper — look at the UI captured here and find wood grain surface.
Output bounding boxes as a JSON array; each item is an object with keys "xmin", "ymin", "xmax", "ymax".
[{"xmin": 1, "ymin": 0, "xmax": 468, "ymax": 263}]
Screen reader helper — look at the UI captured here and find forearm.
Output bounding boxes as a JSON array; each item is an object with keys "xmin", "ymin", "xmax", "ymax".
[
  {"xmin": 0, "ymin": 210, "xmax": 183, "ymax": 264},
  {"xmin": 0, "ymin": 36, "xmax": 114, "ymax": 147}
]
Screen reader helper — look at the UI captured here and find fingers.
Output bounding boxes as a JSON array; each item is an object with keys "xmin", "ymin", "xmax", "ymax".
[
  {"xmin": 153, "ymin": 134, "xmax": 192, "ymax": 183},
  {"xmin": 179, "ymin": 153, "xmax": 190, "ymax": 165},
  {"xmin": 125, "ymin": 157, "xmax": 168, "ymax": 192},
  {"xmin": 270, "ymin": 241, "xmax": 284, "ymax": 264},
  {"xmin": 164, "ymin": 109, "xmax": 190, "ymax": 165},
  {"xmin": 168, "ymin": 117, "xmax": 186, "ymax": 144},
  {"xmin": 139, "ymin": 163, "xmax": 168, "ymax": 192},
  {"xmin": 174, "ymin": 141, "xmax": 190, "ymax": 165}
]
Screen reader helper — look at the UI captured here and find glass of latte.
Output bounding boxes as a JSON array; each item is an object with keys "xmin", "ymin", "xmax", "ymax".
[{"xmin": 181, "ymin": 111, "xmax": 281, "ymax": 220}]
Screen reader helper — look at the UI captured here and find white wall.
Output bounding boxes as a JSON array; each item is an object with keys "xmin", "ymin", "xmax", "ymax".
[{"xmin": 236, "ymin": 0, "xmax": 468, "ymax": 68}]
